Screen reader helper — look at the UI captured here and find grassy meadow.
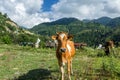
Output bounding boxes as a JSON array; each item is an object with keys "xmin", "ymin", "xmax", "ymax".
[{"xmin": 0, "ymin": 44, "xmax": 120, "ymax": 80}]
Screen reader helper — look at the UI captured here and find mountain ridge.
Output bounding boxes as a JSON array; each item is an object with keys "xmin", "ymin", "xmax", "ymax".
[
  {"xmin": 30, "ymin": 16, "xmax": 120, "ymax": 46},
  {"xmin": 33, "ymin": 16, "xmax": 120, "ymax": 28}
]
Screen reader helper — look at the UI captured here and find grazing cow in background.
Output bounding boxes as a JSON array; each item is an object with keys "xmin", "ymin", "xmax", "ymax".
[
  {"xmin": 35, "ymin": 38, "xmax": 40, "ymax": 48},
  {"xmin": 52, "ymin": 32, "xmax": 75, "ymax": 80},
  {"xmin": 74, "ymin": 43, "xmax": 87, "ymax": 49},
  {"xmin": 97, "ymin": 44, "xmax": 103, "ymax": 49},
  {"xmin": 104, "ymin": 40, "xmax": 115, "ymax": 56},
  {"xmin": 19, "ymin": 42, "xmax": 34, "ymax": 47},
  {"xmin": 45, "ymin": 40, "xmax": 57, "ymax": 48}
]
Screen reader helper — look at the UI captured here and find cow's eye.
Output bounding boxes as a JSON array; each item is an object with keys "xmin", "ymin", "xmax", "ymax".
[{"xmin": 56, "ymin": 36, "xmax": 58, "ymax": 39}]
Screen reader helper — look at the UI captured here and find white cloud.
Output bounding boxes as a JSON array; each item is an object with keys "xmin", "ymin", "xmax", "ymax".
[
  {"xmin": 15, "ymin": 3, "xmax": 26, "ymax": 16},
  {"xmin": 104, "ymin": 0, "xmax": 120, "ymax": 13},
  {"xmin": 51, "ymin": 0, "xmax": 120, "ymax": 20},
  {"xmin": 0, "ymin": 0, "xmax": 50, "ymax": 28},
  {"xmin": 0, "ymin": 0, "xmax": 120, "ymax": 28}
]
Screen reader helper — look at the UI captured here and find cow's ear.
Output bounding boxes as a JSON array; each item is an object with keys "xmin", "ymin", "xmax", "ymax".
[
  {"xmin": 51, "ymin": 35, "xmax": 57, "ymax": 40},
  {"xmin": 68, "ymin": 35, "xmax": 73, "ymax": 40}
]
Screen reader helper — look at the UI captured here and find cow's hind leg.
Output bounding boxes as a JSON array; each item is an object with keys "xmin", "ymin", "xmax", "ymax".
[{"xmin": 70, "ymin": 59, "xmax": 73, "ymax": 75}]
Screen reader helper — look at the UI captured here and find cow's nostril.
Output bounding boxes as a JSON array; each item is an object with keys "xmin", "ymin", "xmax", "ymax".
[{"xmin": 60, "ymin": 48, "xmax": 66, "ymax": 52}]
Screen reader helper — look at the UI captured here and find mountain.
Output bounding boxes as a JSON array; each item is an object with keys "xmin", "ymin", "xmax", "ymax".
[
  {"xmin": 31, "ymin": 17, "xmax": 82, "ymax": 36},
  {"xmin": 83, "ymin": 17, "xmax": 112, "ymax": 26},
  {"xmin": 93, "ymin": 17, "xmax": 112, "ymax": 25},
  {"xmin": 0, "ymin": 12, "xmax": 34, "ymax": 35},
  {"xmin": 31, "ymin": 17, "xmax": 112, "ymax": 46},
  {"xmin": 92, "ymin": 16, "xmax": 120, "ymax": 28},
  {"xmin": 2, "ymin": 12, "xmax": 120, "ymax": 46},
  {"xmin": 82, "ymin": 19, "xmax": 91, "ymax": 23},
  {"xmin": 0, "ymin": 12, "xmax": 38, "ymax": 44},
  {"xmin": 106, "ymin": 17, "xmax": 120, "ymax": 27},
  {"xmin": 83, "ymin": 17, "xmax": 120, "ymax": 28},
  {"xmin": 31, "ymin": 17, "xmax": 120, "ymax": 47},
  {"xmin": 0, "ymin": 13, "xmax": 18, "ymax": 33},
  {"xmin": 31, "ymin": 17, "xmax": 82, "ymax": 34},
  {"xmin": 42, "ymin": 17, "xmax": 80, "ymax": 25}
]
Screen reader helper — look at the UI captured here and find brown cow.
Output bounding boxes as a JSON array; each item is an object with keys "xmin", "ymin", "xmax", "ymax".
[
  {"xmin": 104, "ymin": 40, "xmax": 114, "ymax": 56},
  {"xmin": 74, "ymin": 43, "xmax": 87, "ymax": 49},
  {"xmin": 52, "ymin": 32, "xmax": 75, "ymax": 80}
]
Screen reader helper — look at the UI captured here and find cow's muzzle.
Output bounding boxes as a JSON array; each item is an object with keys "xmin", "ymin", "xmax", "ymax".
[{"xmin": 60, "ymin": 48, "xmax": 66, "ymax": 52}]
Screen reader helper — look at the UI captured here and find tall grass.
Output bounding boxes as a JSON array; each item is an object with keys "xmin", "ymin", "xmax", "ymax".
[{"xmin": 0, "ymin": 44, "xmax": 120, "ymax": 80}]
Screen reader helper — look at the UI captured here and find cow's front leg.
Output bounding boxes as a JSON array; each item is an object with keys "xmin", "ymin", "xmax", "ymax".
[
  {"xmin": 60, "ymin": 65, "xmax": 64, "ymax": 80},
  {"xmin": 67, "ymin": 60, "xmax": 71, "ymax": 80},
  {"xmin": 58, "ymin": 60, "xmax": 65, "ymax": 80}
]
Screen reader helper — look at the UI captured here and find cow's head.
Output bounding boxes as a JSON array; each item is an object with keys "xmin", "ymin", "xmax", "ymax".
[{"xmin": 52, "ymin": 32, "xmax": 73, "ymax": 53}]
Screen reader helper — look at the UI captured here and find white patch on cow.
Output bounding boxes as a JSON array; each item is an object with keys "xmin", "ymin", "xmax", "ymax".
[
  {"xmin": 54, "ymin": 40, "xmax": 58, "ymax": 45},
  {"xmin": 62, "ymin": 62, "xmax": 65, "ymax": 66},
  {"xmin": 60, "ymin": 33, "xmax": 65, "ymax": 39},
  {"xmin": 67, "ymin": 43, "xmax": 71, "ymax": 56}
]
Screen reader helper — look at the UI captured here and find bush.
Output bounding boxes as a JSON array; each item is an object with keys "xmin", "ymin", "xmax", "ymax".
[
  {"xmin": 2, "ymin": 35, "xmax": 12, "ymax": 44},
  {"xmin": 101, "ymin": 57, "xmax": 120, "ymax": 77},
  {"xmin": 96, "ymin": 49, "xmax": 105, "ymax": 57},
  {"xmin": 83, "ymin": 47, "xmax": 97, "ymax": 57}
]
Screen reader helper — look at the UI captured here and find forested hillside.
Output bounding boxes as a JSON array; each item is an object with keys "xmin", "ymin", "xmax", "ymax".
[
  {"xmin": 0, "ymin": 12, "xmax": 39, "ymax": 44},
  {"xmin": 31, "ymin": 17, "xmax": 120, "ymax": 47},
  {"xmin": 1, "ymin": 11, "xmax": 120, "ymax": 47}
]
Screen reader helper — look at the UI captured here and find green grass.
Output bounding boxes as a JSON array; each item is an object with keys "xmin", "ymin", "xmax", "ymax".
[{"xmin": 0, "ymin": 44, "xmax": 120, "ymax": 80}]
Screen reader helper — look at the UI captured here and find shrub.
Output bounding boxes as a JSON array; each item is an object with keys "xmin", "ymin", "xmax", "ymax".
[{"xmin": 1, "ymin": 35, "xmax": 12, "ymax": 44}]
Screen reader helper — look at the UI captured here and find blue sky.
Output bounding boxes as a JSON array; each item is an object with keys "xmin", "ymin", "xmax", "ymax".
[
  {"xmin": 42, "ymin": 0, "xmax": 59, "ymax": 12},
  {"xmin": 0, "ymin": 0, "xmax": 120, "ymax": 28}
]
